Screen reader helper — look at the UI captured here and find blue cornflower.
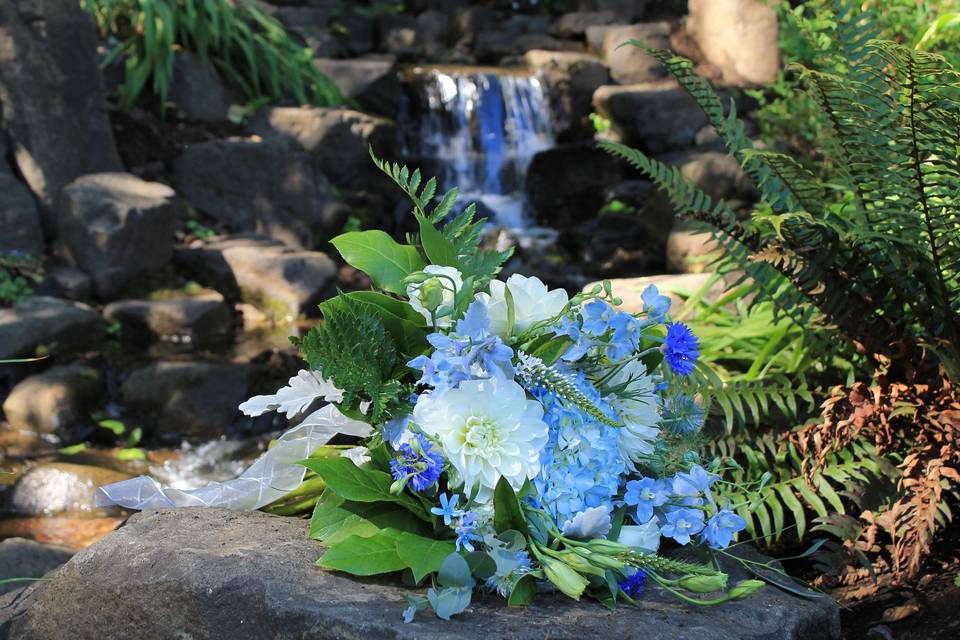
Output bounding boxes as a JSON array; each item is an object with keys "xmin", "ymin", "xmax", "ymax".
[
  {"xmin": 672, "ymin": 465, "xmax": 719, "ymax": 504},
  {"xmin": 623, "ymin": 477, "xmax": 671, "ymax": 523},
  {"xmin": 618, "ymin": 569, "xmax": 647, "ymax": 598},
  {"xmin": 431, "ymin": 492, "xmax": 464, "ymax": 525},
  {"xmin": 664, "ymin": 323, "xmax": 699, "ymax": 376},
  {"xmin": 454, "ymin": 511, "xmax": 482, "ymax": 552},
  {"xmin": 701, "ymin": 508, "xmax": 747, "ymax": 549},
  {"xmin": 660, "ymin": 507, "xmax": 705, "ymax": 545},
  {"xmin": 661, "ymin": 392, "xmax": 704, "ymax": 434},
  {"xmin": 389, "ymin": 434, "xmax": 444, "ymax": 492},
  {"xmin": 641, "ymin": 285, "xmax": 671, "ymax": 323}
]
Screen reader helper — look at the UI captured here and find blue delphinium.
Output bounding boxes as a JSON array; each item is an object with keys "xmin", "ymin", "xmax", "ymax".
[
  {"xmin": 700, "ymin": 508, "xmax": 747, "ymax": 549},
  {"xmin": 454, "ymin": 511, "xmax": 482, "ymax": 552},
  {"xmin": 664, "ymin": 322, "xmax": 700, "ymax": 376},
  {"xmin": 672, "ymin": 465, "xmax": 719, "ymax": 504},
  {"xmin": 408, "ymin": 301, "xmax": 513, "ymax": 393},
  {"xmin": 431, "ymin": 492, "xmax": 464, "ymax": 525},
  {"xmin": 660, "ymin": 507, "xmax": 705, "ymax": 545},
  {"xmin": 554, "ymin": 300, "xmax": 642, "ymax": 363},
  {"xmin": 389, "ymin": 434, "xmax": 443, "ymax": 492},
  {"xmin": 641, "ymin": 285, "xmax": 671, "ymax": 323},
  {"xmin": 661, "ymin": 392, "xmax": 705, "ymax": 434},
  {"xmin": 532, "ymin": 370, "xmax": 625, "ymax": 523},
  {"xmin": 623, "ymin": 477, "xmax": 671, "ymax": 523},
  {"xmin": 618, "ymin": 568, "xmax": 647, "ymax": 598}
]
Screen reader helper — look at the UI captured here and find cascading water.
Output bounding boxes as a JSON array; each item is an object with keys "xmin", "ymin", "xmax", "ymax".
[{"xmin": 398, "ymin": 67, "xmax": 554, "ymax": 229}]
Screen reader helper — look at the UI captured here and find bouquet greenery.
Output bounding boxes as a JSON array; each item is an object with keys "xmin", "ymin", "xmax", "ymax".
[{"xmin": 239, "ymin": 151, "xmax": 764, "ymax": 620}]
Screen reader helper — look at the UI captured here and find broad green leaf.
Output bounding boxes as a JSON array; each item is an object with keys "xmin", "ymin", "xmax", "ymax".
[
  {"xmin": 493, "ymin": 476, "xmax": 528, "ymax": 536},
  {"xmin": 317, "ymin": 528, "xmax": 406, "ymax": 575},
  {"xmin": 301, "ymin": 457, "xmax": 430, "ymax": 521},
  {"xmin": 530, "ymin": 336, "xmax": 573, "ymax": 365},
  {"xmin": 395, "ymin": 532, "xmax": 456, "ymax": 583},
  {"xmin": 507, "ymin": 574, "xmax": 538, "ymax": 606},
  {"xmin": 330, "ymin": 231, "xmax": 425, "ymax": 295},
  {"xmin": 309, "ymin": 490, "xmax": 426, "ymax": 544},
  {"xmin": 417, "ymin": 214, "xmax": 459, "ymax": 267}
]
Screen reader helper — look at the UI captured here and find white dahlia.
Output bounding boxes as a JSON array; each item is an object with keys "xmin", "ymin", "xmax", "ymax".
[
  {"xmin": 604, "ymin": 359, "xmax": 661, "ymax": 471},
  {"xmin": 412, "ymin": 376, "xmax": 549, "ymax": 502},
  {"xmin": 477, "ymin": 274, "xmax": 569, "ymax": 338}
]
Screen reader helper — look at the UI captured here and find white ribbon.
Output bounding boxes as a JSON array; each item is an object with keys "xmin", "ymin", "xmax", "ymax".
[{"xmin": 95, "ymin": 404, "xmax": 371, "ymax": 510}]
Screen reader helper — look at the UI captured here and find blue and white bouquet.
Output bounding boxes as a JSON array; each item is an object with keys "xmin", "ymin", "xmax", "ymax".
[{"xmin": 214, "ymin": 153, "xmax": 761, "ymax": 619}]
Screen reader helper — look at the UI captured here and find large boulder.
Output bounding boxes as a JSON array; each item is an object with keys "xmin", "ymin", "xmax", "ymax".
[
  {"xmin": 526, "ymin": 146, "xmax": 621, "ymax": 229},
  {"xmin": 56, "ymin": 173, "xmax": 178, "ymax": 299},
  {"xmin": 0, "ymin": 539, "xmax": 73, "ymax": 596},
  {"xmin": 599, "ymin": 23, "xmax": 671, "ymax": 84},
  {"xmin": 2, "ymin": 364, "xmax": 103, "ymax": 436},
  {"xmin": 593, "ymin": 81, "xmax": 709, "ymax": 152},
  {"xmin": 551, "ymin": 11, "xmax": 617, "ymax": 39},
  {"xmin": 102, "ymin": 292, "xmax": 233, "ymax": 348},
  {"xmin": 172, "ymin": 137, "xmax": 345, "ymax": 249},
  {"xmin": 667, "ymin": 222, "xmax": 721, "ymax": 274},
  {"xmin": 120, "ymin": 361, "xmax": 250, "ymax": 441},
  {"xmin": 577, "ymin": 0, "xmax": 649, "ymax": 22},
  {"xmin": 687, "ymin": 0, "xmax": 780, "ymax": 87},
  {"xmin": 524, "ymin": 50, "xmax": 610, "ymax": 142},
  {"xmin": 313, "ymin": 56, "xmax": 400, "ymax": 117},
  {"xmin": 0, "ymin": 158, "xmax": 43, "ymax": 258},
  {"xmin": 173, "ymin": 235, "xmax": 338, "ymax": 319},
  {"xmin": 583, "ymin": 272, "xmax": 724, "ymax": 316},
  {"xmin": 248, "ymin": 107, "xmax": 397, "ymax": 194},
  {"xmin": 0, "ymin": 297, "xmax": 103, "ymax": 360},
  {"xmin": 0, "ymin": 0, "xmax": 122, "ymax": 217},
  {"xmin": 166, "ymin": 52, "xmax": 243, "ymax": 122},
  {"xmin": 0, "ymin": 508, "xmax": 841, "ymax": 639}
]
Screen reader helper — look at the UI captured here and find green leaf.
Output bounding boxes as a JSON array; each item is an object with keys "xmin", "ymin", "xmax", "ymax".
[
  {"xmin": 530, "ymin": 336, "xmax": 573, "ymax": 365},
  {"xmin": 395, "ymin": 532, "xmax": 456, "ymax": 583},
  {"xmin": 317, "ymin": 528, "xmax": 406, "ymax": 575},
  {"xmin": 507, "ymin": 574, "xmax": 538, "ymax": 606},
  {"xmin": 301, "ymin": 457, "xmax": 430, "ymax": 521},
  {"xmin": 417, "ymin": 214, "xmax": 459, "ymax": 267},
  {"xmin": 309, "ymin": 490, "xmax": 426, "ymax": 544},
  {"xmin": 437, "ymin": 552, "xmax": 474, "ymax": 588},
  {"xmin": 318, "ymin": 293, "xmax": 428, "ymax": 357},
  {"xmin": 330, "ymin": 231, "xmax": 426, "ymax": 295},
  {"xmin": 493, "ymin": 476, "xmax": 528, "ymax": 536}
]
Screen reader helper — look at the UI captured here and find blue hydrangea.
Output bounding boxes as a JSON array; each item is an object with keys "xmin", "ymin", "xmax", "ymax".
[
  {"xmin": 618, "ymin": 569, "xmax": 647, "ymax": 598},
  {"xmin": 700, "ymin": 508, "xmax": 747, "ymax": 549},
  {"xmin": 389, "ymin": 434, "xmax": 444, "ymax": 492},
  {"xmin": 661, "ymin": 392, "xmax": 705, "ymax": 434},
  {"xmin": 664, "ymin": 323, "xmax": 699, "ymax": 376},
  {"xmin": 532, "ymin": 370, "xmax": 626, "ymax": 524},
  {"xmin": 408, "ymin": 301, "xmax": 513, "ymax": 393}
]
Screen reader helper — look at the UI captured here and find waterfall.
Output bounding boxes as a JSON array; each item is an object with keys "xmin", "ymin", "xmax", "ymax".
[{"xmin": 398, "ymin": 67, "xmax": 554, "ymax": 229}]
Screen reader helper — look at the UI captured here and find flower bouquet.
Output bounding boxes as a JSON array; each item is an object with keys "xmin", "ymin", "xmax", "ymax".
[{"xmin": 98, "ymin": 152, "xmax": 763, "ymax": 620}]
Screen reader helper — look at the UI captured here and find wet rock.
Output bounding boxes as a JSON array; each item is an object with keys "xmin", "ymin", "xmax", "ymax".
[
  {"xmin": 0, "ymin": 539, "xmax": 73, "ymax": 596},
  {"xmin": 667, "ymin": 222, "xmax": 721, "ymax": 273},
  {"xmin": 599, "ymin": 22, "xmax": 671, "ymax": 84},
  {"xmin": 329, "ymin": 11, "xmax": 374, "ymax": 56},
  {"xmin": 167, "ymin": 52, "xmax": 243, "ymax": 122},
  {"xmin": 248, "ymin": 106, "xmax": 397, "ymax": 194},
  {"xmin": 0, "ymin": 163, "xmax": 43, "ymax": 259},
  {"xmin": 172, "ymin": 137, "xmax": 345, "ymax": 250},
  {"xmin": 0, "ymin": 508, "xmax": 841, "ymax": 640},
  {"xmin": 676, "ymin": 151, "xmax": 755, "ymax": 204},
  {"xmin": 271, "ymin": 6, "xmax": 340, "ymax": 58},
  {"xmin": 2, "ymin": 364, "xmax": 103, "ymax": 436},
  {"xmin": 524, "ymin": 50, "xmax": 610, "ymax": 142},
  {"xmin": 35, "ymin": 266, "xmax": 91, "ymax": 301},
  {"xmin": 687, "ymin": 0, "xmax": 780, "ymax": 87},
  {"xmin": 415, "ymin": 10, "xmax": 451, "ymax": 60},
  {"xmin": 9, "ymin": 463, "xmax": 131, "ymax": 517},
  {"xmin": 173, "ymin": 235, "xmax": 337, "ymax": 319},
  {"xmin": 526, "ymin": 145, "xmax": 621, "ymax": 229},
  {"xmin": 0, "ymin": 0, "xmax": 122, "ymax": 217},
  {"xmin": 314, "ymin": 56, "xmax": 400, "ymax": 117},
  {"xmin": 56, "ymin": 173, "xmax": 178, "ymax": 299},
  {"xmin": 102, "ymin": 292, "xmax": 233, "ymax": 348},
  {"xmin": 551, "ymin": 11, "xmax": 617, "ymax": 39},
  {"xmin": 0, "ymin": 297, "xmax": 103, "ymax": 360},
  {"xmin": 121, "ymin": 361, "xmax": 250, "ymax": 440},
  {"xmin": 593, "ymin": 81, "xmax": 708, "ymax": 152}
]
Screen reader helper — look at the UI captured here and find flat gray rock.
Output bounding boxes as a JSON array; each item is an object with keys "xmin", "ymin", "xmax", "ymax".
[{"xmin": 0, "ymin": 508, "xmax": 840, "ymax": 640}]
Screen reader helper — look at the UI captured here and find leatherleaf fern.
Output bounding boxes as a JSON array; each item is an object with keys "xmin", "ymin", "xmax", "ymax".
[{"xmin": 600, "ymin": 1, "xmax": 960, "ymax": 581}]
